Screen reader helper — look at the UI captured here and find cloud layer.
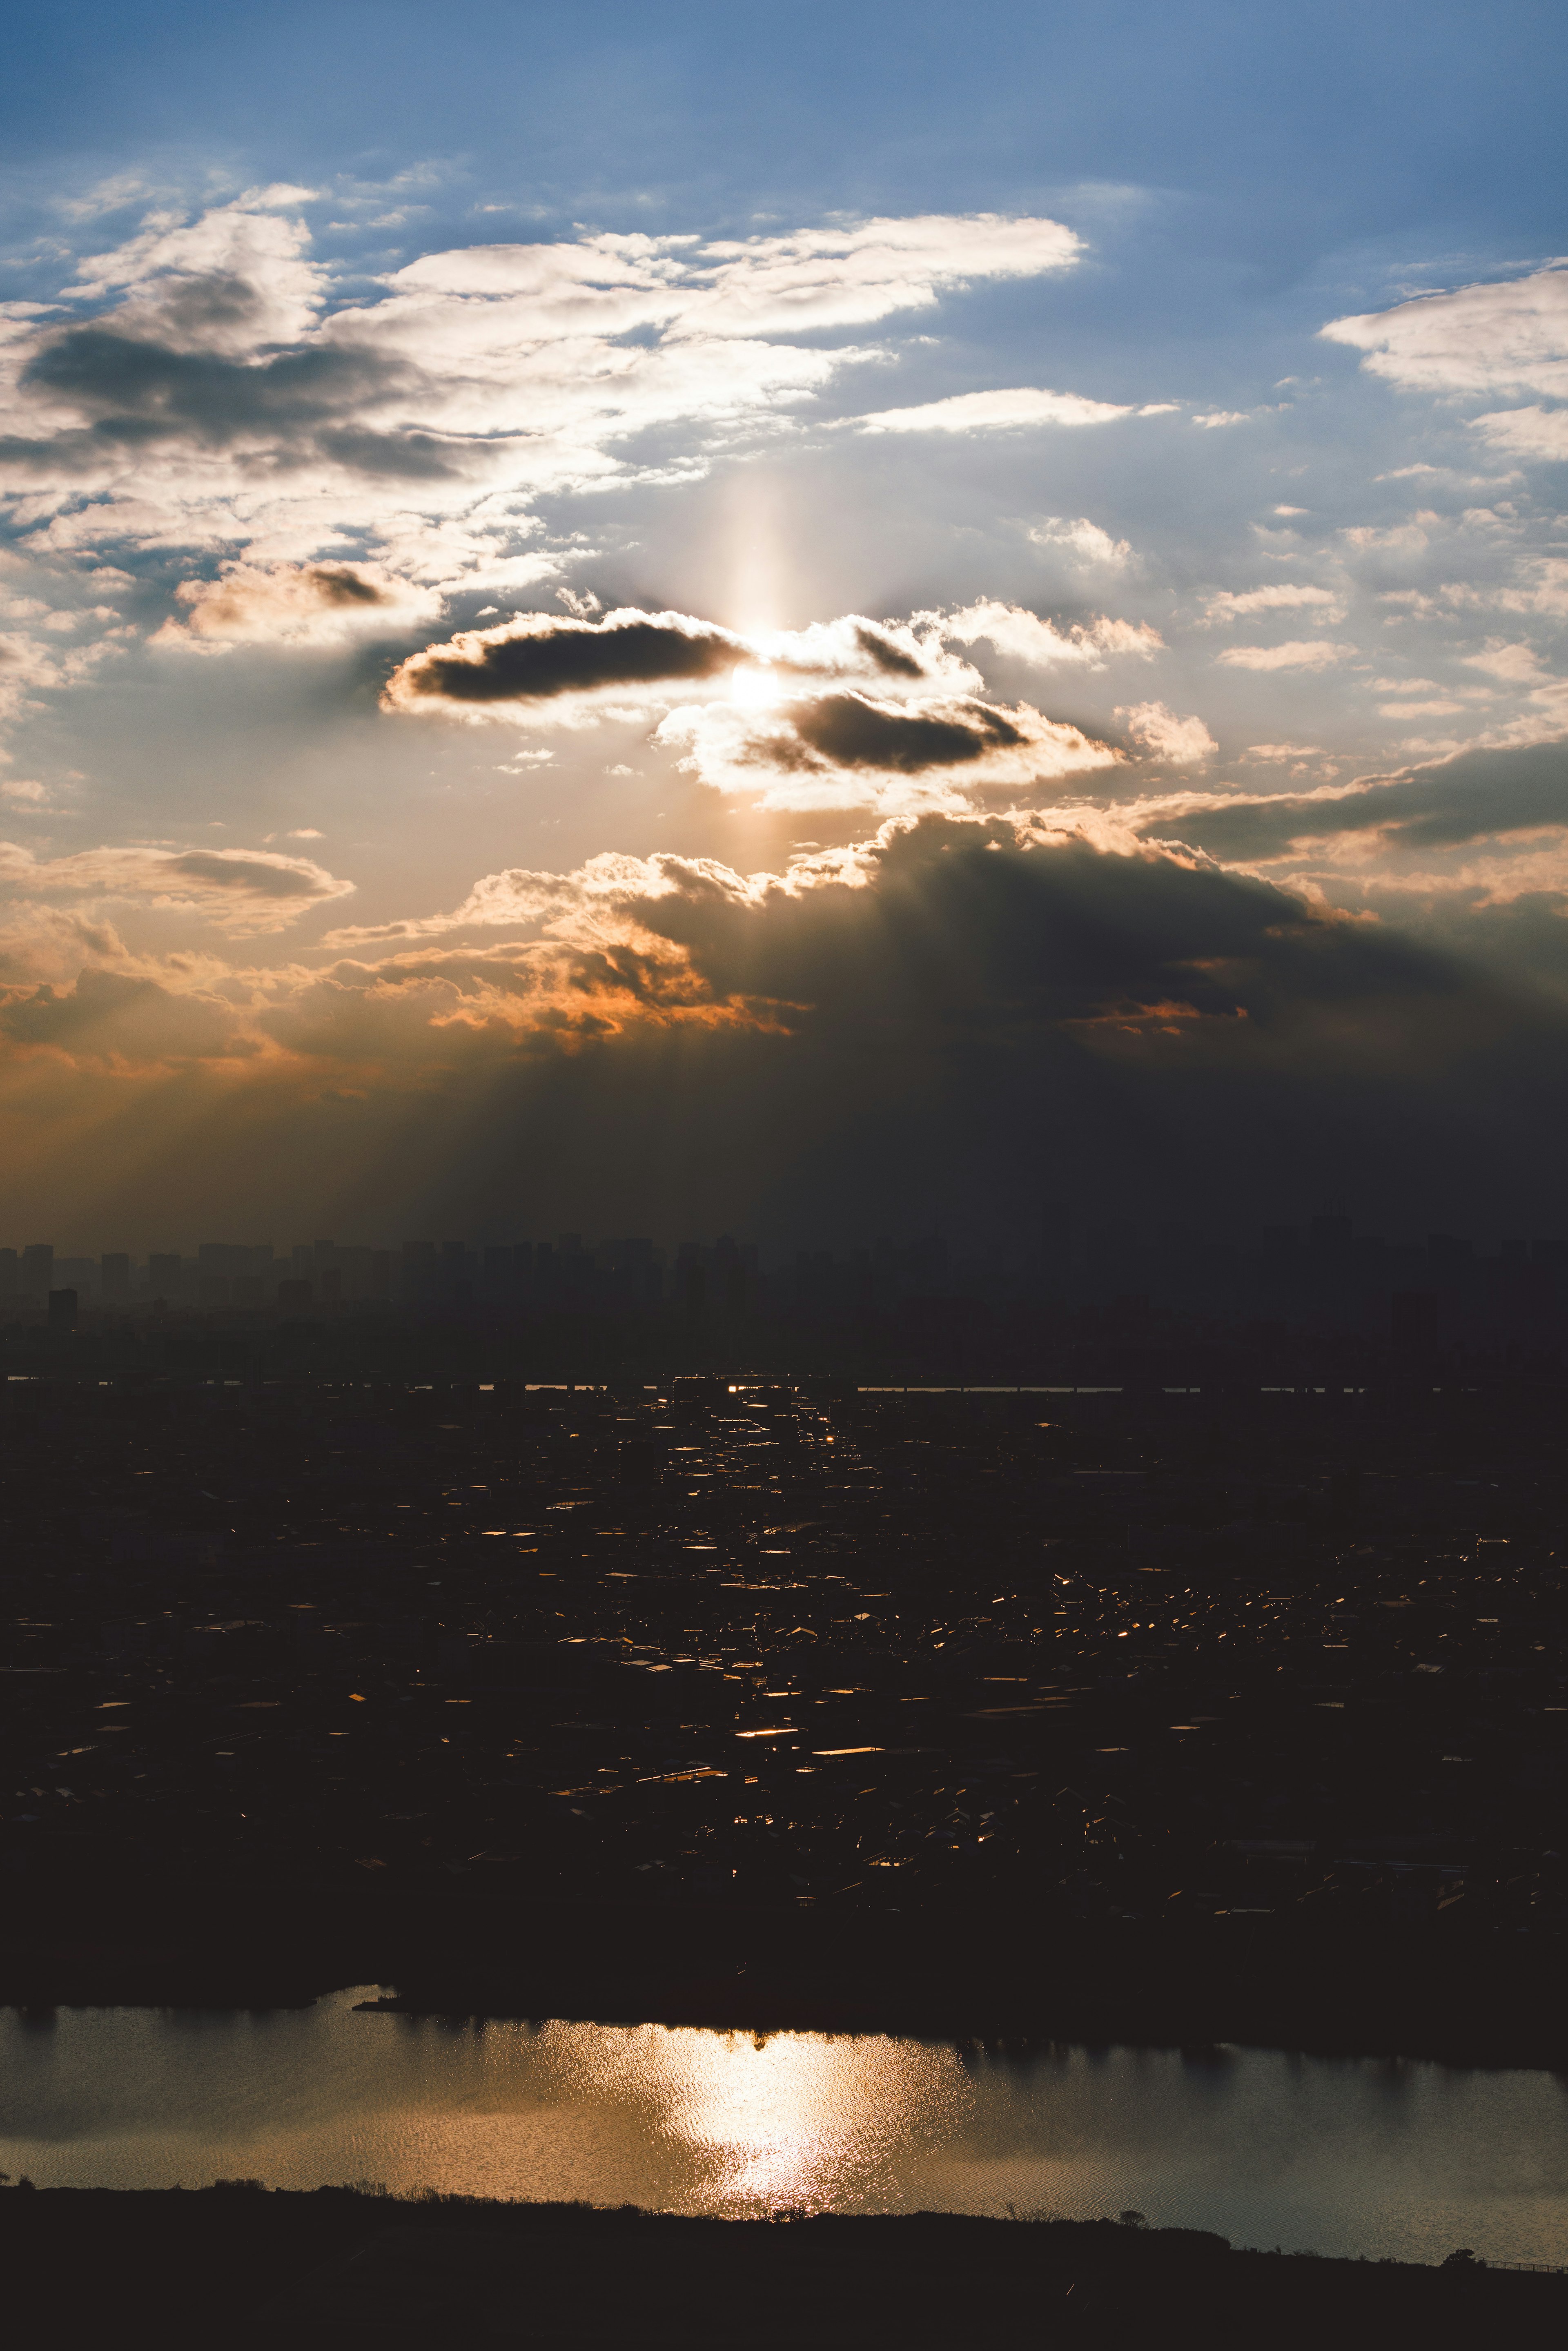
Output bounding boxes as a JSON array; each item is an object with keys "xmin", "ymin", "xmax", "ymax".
[
  {"xmin": 5, "ymin": 806, "xmax": 1566, "ymax": 1241},
  {"xmin": 0, "ymin": 840, "xmax": 352, "ymax": 933},
  {"xmin": 0, "ymin": 202, "xmax": 1087, "ymax": 593},
  {"xmin": 380, "ymin": 601, "xmax": 1148, "ymax": 813},
  {"xmin": 2, "ymin": 186, "xmax": 1568, "ymax": 1243}
]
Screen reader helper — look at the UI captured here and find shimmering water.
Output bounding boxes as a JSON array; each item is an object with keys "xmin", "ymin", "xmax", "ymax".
[{"xmin": 2, "ymin": 1990, "xmax": 1565, "ymax": 2266}]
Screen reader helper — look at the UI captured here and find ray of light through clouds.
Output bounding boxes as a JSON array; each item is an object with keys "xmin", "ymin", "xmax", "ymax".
[{"xmin": 0, "ymin": 0, "xmax": 1566, "ymax": 1238}]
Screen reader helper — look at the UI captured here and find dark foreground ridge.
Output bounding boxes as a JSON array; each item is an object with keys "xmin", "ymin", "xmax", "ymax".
[{"xmin": 0, "ymin": 2186, "xmax": 1561, "ymax": 2350}]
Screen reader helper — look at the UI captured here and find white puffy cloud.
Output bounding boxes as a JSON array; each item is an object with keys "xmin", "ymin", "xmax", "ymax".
[
  {"xmin": 1468, "ymin": 405, "xmax": 1568, "ymax": 460},
  {"xmin": 933, "ymin": 599, "xmax": 1162, "ymax": 669},
  {"xmin": 0, "ymin": 619, "xmax": 132, "ymax": 722},
  {"xmin": 1201, "ymin": 584, "xmax": 1345, "ymax": 625},
  {"xmin": 0, "ymin": 200, "xmax": 1089, "ymax": 603},
  {"xmin": 1116, "ymin": 702, "xmax": 1217, "ymax": 766},
  {"xmin": 1027, "ymin": 516, "xmax": 1133, "ymax": 567},
  {"xmin": 1216, "ymin": 640, "xmax": 1356, "ymax": 672},
  {"xmin": 853, "ymin": 386, "xmax": 1149, "ymax": 433},
  {"xmin": 1321, "ymin": 264, "xmax": 1568, "ymax": 399},
  {"xmin": 58, "ymin": 199, "xmax": 326, "ymax": 347},
  {"xmin": 155, "ymin": 559, "xmax": 445, "ymax": 649},
  {"xmin": 1439, "ymin": 559, "xmax": 1568, "ymax": 618},
  {"xmin": 1463, "ymin": 640, "xmax": 1547, "ymax": 682},
  {"xmin": 662, "ymin": 212, "xmax": 1083, "ymax": 333}
]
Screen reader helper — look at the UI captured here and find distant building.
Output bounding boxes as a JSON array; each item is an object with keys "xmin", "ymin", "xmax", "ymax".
[{"xmin": 1391, "ymin": 1290, "xmax": 1439, "ymax": 1354}]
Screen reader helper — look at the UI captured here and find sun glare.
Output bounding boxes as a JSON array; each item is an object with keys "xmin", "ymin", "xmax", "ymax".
[{"xmin": 730, "ymin": 664, "xmax": 782, "ymax": 711}]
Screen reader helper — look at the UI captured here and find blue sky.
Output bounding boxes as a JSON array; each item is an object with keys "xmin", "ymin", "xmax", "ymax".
[{"xmin": 0, "ymin": 3, "xmax": 1565, "ymax": 1243}]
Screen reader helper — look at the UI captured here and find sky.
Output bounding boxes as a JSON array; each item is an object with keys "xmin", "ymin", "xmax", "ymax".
[{"xmin": 0, "ymin": 1, "xmax": 1566, "ymax": 1250}]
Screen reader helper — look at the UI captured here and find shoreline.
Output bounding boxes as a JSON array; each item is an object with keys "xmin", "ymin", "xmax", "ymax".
[
  {"xmin": 3, "ymin": 1887, "xmax": 1566, "ymax": 2072},
  {"xmin": 0, "ymin": 2186, "xmax": 1562, "ymax": 2346}
]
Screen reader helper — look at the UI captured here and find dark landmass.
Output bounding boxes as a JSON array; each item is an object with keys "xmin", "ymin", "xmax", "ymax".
[
  {"xmin": 0, "ymin": 2185, "xmax": 1560, "ymax": 2349},
  {"xmin": 2, "ymin": 1368, "xmax": 1564, "ymax": 2060},
  {"xmin": 5, "ymin": 1893, "xmax": 1567, "ymax": 2072}
]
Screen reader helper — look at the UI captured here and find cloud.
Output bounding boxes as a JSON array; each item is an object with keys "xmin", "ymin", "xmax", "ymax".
[
  {"xmin": 1321, "ymin": 264, "xmax": 1568, "ymax": 399},
  {"xmin": 156, "ymin": 560, "xmax": 443, "ymax": 648},
  {"xmin": 1191, "ymin": 410, "xmax": 1250, "ymax": 428},
  {"xmin": 1376, "ymin": 698, "xmax": 1465, "ymax": 718},
  {"xmin": 655, "ymin": 692, "xmax": 1115, "ymax": 813},
  {"xmin": 0, "ymin": 841, "xmax": 353, "ymax": 931},
  {"xmin": 1468, "ymin": 405, "xmax": 1568, "ymax": 460},
  {"xmin": 1216, "ymin": 640, "xmax": 1356, "ymax": 672},
  {"xmin": 1202, "ymin": 584, "xmax": 1345, "ymax": 625},
  {"xmin": 0, "ymin": 622, "xmax": 128, "ymax": 724},
  {"xmin": 4, "ymin": 806, "xmax": 1567, "ymax": 1239},
  {"xmin": 935, "ymin": 599, "xmax": 1163, "ymax": 667},
  {"xmin": 771, "ymin": 693, "xmax": 1029, "ymax": 770},
  {"xmin": 392, "ymin": 211, "xmax": 1082, "ymax": 336},
  {"xmin": 1441, "ymin": 559, "xmax": 1568, "ymax": 620},
  {"xmin": 0, "ymin": 201, "xmax": 1088, "ymax": 606},
  {"xmin": 854, "ymin": 388, "xmax": 1149, "ymax": 433},
  {"xmin": 383, "ymin": 607, "xmax": 753, "ymax": 715},
  {"xmin": 381, "ymin": 598, "xmax": 1137, "ymax": 809},
  {"xmin": 316, "ymin": 808, "xmax": 1482, "ymax": 1051},
  {"xmin": 1463, "ymin": 641, "xmax": 1546, "ymax": 683},
  {"xmin": 1116, "ymin": 702, "xmax": 1217, "ymax": 766},
  {"xmin": 60, "ymin": 200, "xmax": 326, "ymax": 347},
  {"xmin": 1141, "ymin": 736, "xmax": 1568, "ymax": 866},
  {"xmin": 1027, "ymin": 516, "xmax": 1133, "ymax": 567},
  {"xmin": 289, "ymin": 815, "xmax": 1568, "ymax": 1241},
  {"xmin": 0, "ymin": 966, "xmax": 253, "ymax": 1063}
]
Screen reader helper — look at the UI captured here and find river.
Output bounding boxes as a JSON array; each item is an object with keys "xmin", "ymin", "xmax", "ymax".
[{"xmin": 2, "ymin": 1991, "xmax": 1565, "ymax": 2266}]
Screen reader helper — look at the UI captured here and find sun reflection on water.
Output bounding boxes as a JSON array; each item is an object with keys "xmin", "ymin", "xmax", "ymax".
[
  {"xmin": 528, "ymin": 2022, "xmax": 971, "ymax": 2213},
  {"xmin": 3, "ymin": 1997, "xmax": 1567, "ymax": 2264}
]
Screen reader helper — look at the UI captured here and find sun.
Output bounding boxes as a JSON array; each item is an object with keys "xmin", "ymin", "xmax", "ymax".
[{"xmin": 729, "ymin": 663, "xmax": 782, "ymax": 711}]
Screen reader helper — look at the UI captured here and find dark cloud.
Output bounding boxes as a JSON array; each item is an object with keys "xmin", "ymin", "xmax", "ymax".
[
  {"xmin": 851, "ymin": 624, "xmax": 927, "ymax": 680},
  {"xmin": 1153, "ymin": 737, "xmax": 1568, "ymax": 862},
  {"xmin": 412, "ymin": 821, "xmax": 1565, "ymax": 1242},
  {"xmin": 0, "ymin": 968, "xmax": 247, "ymax": 1061},
  {"xmin": 163, "ymin": 851, "xmax": 338, "ymax": 900},
  {"xmin": 386, "ymin": 611, "xmax": 753, "ymax": 708},
  {"xmin": 6, "ymin": 314, "xmax": 433, "ymax": 477},
  {"xmin": 778, "ymin": 693, "xmax": 1027, "ymax": 772},
  {"xmin": 619, "ymin": 819, "xmax": 1463, "ymax": 1033},
  {"xmin": 4, "ymin": 820, "xmax": 1564, "ymax": 1241},
  {"xmin": 299, "ymin": 566, "xmax": 387, "ymax": 608}
]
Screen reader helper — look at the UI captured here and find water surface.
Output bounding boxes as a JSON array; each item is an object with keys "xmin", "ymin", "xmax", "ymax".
[{"xmin": 2, "ymin": 1991, "xmax": 1565, "ymax": 2267}]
